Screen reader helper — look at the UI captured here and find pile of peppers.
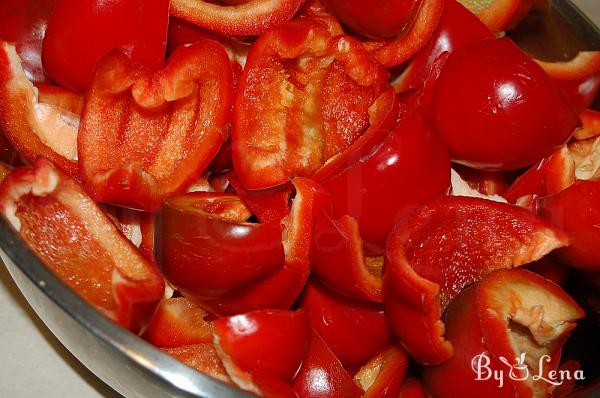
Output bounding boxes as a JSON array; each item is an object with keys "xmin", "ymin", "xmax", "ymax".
[{"xmin": 1, "ymin": 0, "xmax": 600, "ymax": 396}]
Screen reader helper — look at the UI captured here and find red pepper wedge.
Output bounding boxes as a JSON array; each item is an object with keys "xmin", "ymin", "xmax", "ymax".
[
  {"xmin": 213, "ymin": 309, "xmax": 310, "ymax": 397},
  {"xmin": 170, "ymin": 0, "xmax": 306, "ymax": 36},
  {"xmin": 292, "ymin": 330, "xmax": 362, "ymax": 398},
  {"xmin": 354, "ymin": 346, "xmax": 409, "ymax": 398},
  {"xmin": 79, "ymin": 40, "xmax": 234, "ymax": 211},
  {"xmin": 0, "ymin": 42, "xmax": 79, "ymax": 177},
  {"xmin": 311, "ymin": 211, "xmax": 383, "ymax": 303},
  {"xmin": 299, "ymin": 280, "xmax": 394, "ymax": 369},
  {"xmin": 536, "ymin": 179, "xmax": 600, "ymax": 270},
  {"xmin": 362, "ymin": 0, "xmax": 445, "ymax": 68},
  {"xmin": 142, "ymin": 297, "xmax": 213, "ymax": 348},
  {"xmin": 232, "ymin": 19, "xmax": 389, "ymax": 189},
  {"xmin": 0, "ymin": 159, "xmax": 165, "ymax": 333},
  {"xmin": 42, "ymin": 0, "xmax": 169, "ymax": 93},
  {"xmin": 384, "ymin": 195, "xmax": 568, "ymax": 364},
  {"xmin": 200, "ymin": 177, "xmax": 330, "ymax": 315},
  {"xmin": 157, "ymin": 192, "xmax": 285, "ymax": 300}
]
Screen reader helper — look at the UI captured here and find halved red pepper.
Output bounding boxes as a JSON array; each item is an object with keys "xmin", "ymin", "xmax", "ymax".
[
  {"xmin": 292, "ymin": 330, "xmax": 362, "ymax": 398},
  {"xmin": 384, "ymin": 195, "xmax": 568, "ymax": 364},
  {"xmin": 0, "ymin": 42, "xmax": 79, "ymax": 176},
  {"xmin": 299, "ymin": 280, "xmax": 394, "ymax": 369},
  {"xmin": 213, "ymin": 309, "xmax": 310, "ymax": 397},
  {"xmin": 79, "ymin": 40, "xmax": 233, "ymax": 211},
  {"xmin": 170, "ymin": 0, "xmax": 306, "ymax": 36},
  {"xmin": 0, "ymin": 159, "xmax": 165, "ymax": 333},
  {"xmin": 232, "ymin": 19, "xmax": 389, "ymax": 189}
]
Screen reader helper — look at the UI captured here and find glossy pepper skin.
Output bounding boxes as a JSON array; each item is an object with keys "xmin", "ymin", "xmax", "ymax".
[
  {"xmin": 314, "ymin": 112, "xmax": 450, "ymax": 254},
  {"xmin": 433, "ymin": 37, "xmax": 580, "ymax": 171},
  {"xmin": 0, "ymin": 159, "xmax": 165, "ymax": 333},
  {"xmin": 213, "ymin": 309, "xmax": 310, "ymax": 396},
  {"xmin": 42, "ymin": 0, "xmax": 169, "ymax": 92},
  {"xmin": 320, "ymin": 0, "xmax": 423, "ymax": 39},
  {"xmin": 78, "ymin": 40, "xmax": 234, "ymax": 211}
]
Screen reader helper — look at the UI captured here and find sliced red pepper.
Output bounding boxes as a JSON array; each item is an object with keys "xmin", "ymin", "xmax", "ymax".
[
  {"xmin": 232, "ymin": 19, "xmax": 389, "ymax": 189},
  {"xmin": 354, "ymin": 346, "xmax": 409, "ymax": 398},
  {"xmin": 503, "ymin": 146, "xmax": 575, "ymax": 203},
  {"xmin": 574, "ymin": 108, "xmax": 600, "ymax": 140},
  {"xmin": 170, "ymin": 0, "xmax": 306, "ymax": 36},
  {"xmin": 299, "ymin": 280, "xmax": 394, "ymax": 369},
  {"xmin": 0, "ymin": 42, "xmax": 79, "ymax": 177},
  {"xmin": 384, "ymin": 195, "xmax": 568, "ymax": 364},
  {"xmin": 569, "ymin": 136, "xmax": 600, "ymax": 181},
  {"xmin": 423, "ymin": 270, "xmax": 584, "ymax": 398},
  {"xmin": 213, "ymin": 309, "xmax": 310, "ymax": 396},
  {"xmin": 362, "ymin": 0, "xmax": 445, "ymax": 68},
  {"xmin": 157, "ymin": 192, "xmax": 285, "ymax": 300},
  {"xmin": 395, "ymin": 0, "xmax": 493, "ymax": 92},
  {"xmin": 313, "ymin": 106, "xmax": 450, "ymax": 254},
  {"xmin": 162, "ymin": 343, "xmax": 231, "ymax": 384},
  {"xmin": 298, "ymin": 0, "xmax": 344, "ymax": 36},
  {"xmin": 104, "ymin": 205, "xmax": 156, "ymax": 263},
  {"xmin": 536, "ymin": 51, "xmax": 600, "ymax": 112},
  {"xmin": 0, "ymin": 159, "xmax": 165, "ymax": 333},
  {"xmin": 311, "ymin": 211, "xmax": 383, "ymax": 303},
  {"xmin": 78, "ymin": 40, "xmax": 233, "ymax": 211},
  {"xmin": 143, "ymin": 297, "xmax": 213, "ymax": 348},
  {"xmin": 228, "ymin": 172, "xmax": 293, "ymax": 224},
  {"xmin": 537, "ymin": 179, "xmax": 600, "ymax": 270},
  {"xmin": 292, "ymin": 330, "xmax": 362, "ymax": 398},
  {"xmin": 200, "ymin": 177, "xmax": 329, "ymax": 315}
]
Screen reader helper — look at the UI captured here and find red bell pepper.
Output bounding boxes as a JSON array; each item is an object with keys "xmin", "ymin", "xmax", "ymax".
[
  {"xmin": 200, "ymin": 177, "xmax": 329, "ymax": 315},
  {"xmin": 0, "ymin": 159, "xmax": 165, "ymax": 333},
  {"xmin": 423, "ymin": 270, "xmax": 584, "ymax": 398},
  {"xmin": 536, "ymin": 51, "xmax": 600, "ymax": 113},
  {"xmin": 292, "ymin": 330, "xmax": 362, "ymax": 398},
  {"xmin": 361, "ymin": 0, "xmax": 444, "ymax": 68},
  {"xmin": 42, "ymin": 0, "xmax": 169, "ymax": 93},
  {"xmin": 299, "ymin": 280, "xmax": 394, "ymax": 369},
  {"xmin": 213, "ymin": 309, "xmax": 310, "ymax": 397},
  {"xmin": 162, "ymin": 343, "xmax": 231, "ymax": 384},
  {"xmin": 0, "ymin": 42, "xmax": 79, "ymax": 177},
  {"xmin": 313, "ymin": 105, "xmax": 450, "ymax": 254},
  {"xmin": 232, "ymin": 19, "xmax": 389, "ymax": 189},
  {"xmin": 157, "ymin": 192, "xmax": 284, "ymax": 300},
  {"xmin": 354, "ymin": 346, "xmax": 409, "ymax": 398},
  {"xmin": 170, "ymin": 0, "xmax": 306, "ymax": 36},
  {"xmin": 311, "ymin": 211, "xmax": 383, "ymax": 303},
  {"xmin": 0, "ymin": 0, "xmax": 58, "ymax": 84},
  {"xmin": 395, "ymin": 0, "xmax": 493, "ymax": 92},
  {"xmin": 503, "ymin": 146, "xmax": 575, "ymax": 203},
  {"xmin": 142, "ymin": 297, "xmax": 213, "ymax": 348},
  {"xmin": 35, "ymin": 84, "xmax": 84, "ymax": 116},
  {"xmin": 78, "ymin": 40, "xmax": 234, "ymax": 211},
  {"xmin": 574, "ymin": 108, "xmax": 600, "ymax": 140},
  {"xmin": 384, "ymin": 195, "xmax": 568, "ymax": 364},
  {"xmin": 536, "ymin": 179, "xmax": 600, "ymax": 270}
]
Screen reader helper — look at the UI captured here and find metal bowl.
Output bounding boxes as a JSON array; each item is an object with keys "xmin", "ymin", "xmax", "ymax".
[{"xmin": 0, "ymin": 1, "xmax": 599, "ymax": 397}]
